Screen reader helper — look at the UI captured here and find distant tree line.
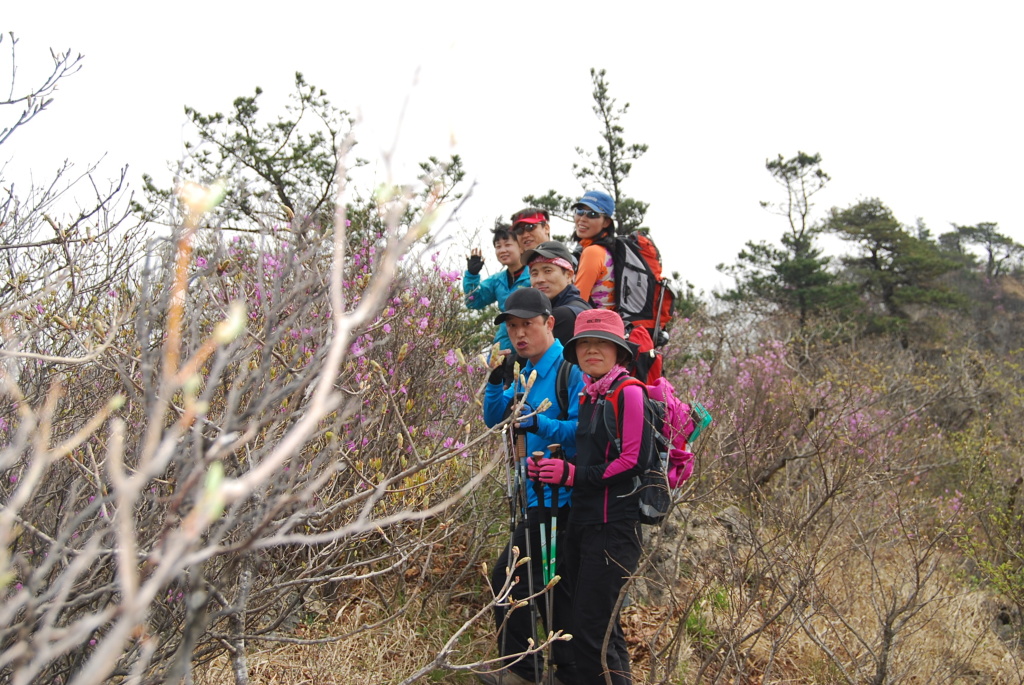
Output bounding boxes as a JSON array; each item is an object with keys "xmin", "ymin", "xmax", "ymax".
[
  {"xmin": 518, "ymin": 68, "xmax": 1023, "ymax": 350},
  {"xmin": 719, "ymin": 151, "xmax": 1023, "ymax": 347}
]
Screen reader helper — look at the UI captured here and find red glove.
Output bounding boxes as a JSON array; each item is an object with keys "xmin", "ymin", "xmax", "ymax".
[{"xmin": 527, "ymin": 458, "xmax": 575, "ymax": 487}]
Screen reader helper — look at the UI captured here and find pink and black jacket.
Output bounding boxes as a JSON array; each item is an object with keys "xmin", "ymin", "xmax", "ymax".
[{"xmin": 570, "ymin": 368, "xmax": 654, "ymax": 525}]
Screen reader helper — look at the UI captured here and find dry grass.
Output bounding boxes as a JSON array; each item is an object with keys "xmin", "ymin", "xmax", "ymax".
[
  {"xmin": 195, "ymin": 595, "xmax": 496, "ymax": 685},
  {"xmin": 196, "ymin": 508, "xmax": 1024, "ymax": 685},
  {"xmin": 654, "ymin": 514, "xmax": 1024, "ymax": 684}
]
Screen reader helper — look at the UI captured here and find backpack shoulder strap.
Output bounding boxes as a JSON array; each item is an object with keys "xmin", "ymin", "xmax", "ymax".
[
  {"xmin": 555, "ymin": 359, "xmax": 574, "ymax": 421},
  {"xmin": 601, "ymin": 375, "xmax": 648, "ymax": 440},
  {"xmin": 565, "ymin": 296, "xmax": 590, "ymax": 316},
  {"xmin": 564, "ymin": 304, "xmax": 586, "ymax": 317},
  {"xmin": 607, "ymin": 374, "xmax": 646, "ymax": 400}
]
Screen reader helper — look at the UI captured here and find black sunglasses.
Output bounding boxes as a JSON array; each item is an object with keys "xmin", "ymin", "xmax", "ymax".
[
  {"xmin": 574, "ymin": 208, "xmax": 603, "ymax": 220},
  {"xmin": 512, "ymin": 222, "xmax": 544, "ymax": 235}
]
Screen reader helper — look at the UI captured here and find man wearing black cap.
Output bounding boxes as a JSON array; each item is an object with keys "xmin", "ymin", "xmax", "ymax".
[
  {"xmin": 522, "ymin": 241, "xmax": 591, "ymax": 347},
  {"xmin": 480, "ymin": 287, "xmax": 583, "ymax": 685}
]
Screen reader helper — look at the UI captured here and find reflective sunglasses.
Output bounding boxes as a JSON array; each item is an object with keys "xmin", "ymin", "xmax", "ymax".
[
  {"xmin": 574, "ymin": 208, "xmax": 603, "ymax": 220},
  {"xmin": 512, "ymin": 222, "xmax": 544, "ymax": 235}
]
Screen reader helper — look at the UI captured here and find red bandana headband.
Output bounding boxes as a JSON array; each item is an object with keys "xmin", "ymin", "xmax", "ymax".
[{"xmin": 531, "ymin": 256, "xmax": 574, "ymax": 274}]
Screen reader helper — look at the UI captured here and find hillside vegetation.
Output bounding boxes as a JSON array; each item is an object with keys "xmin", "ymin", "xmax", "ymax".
[{"xmin": 3, "ymin": 41, "xmax": 1024, "ymax": 684}]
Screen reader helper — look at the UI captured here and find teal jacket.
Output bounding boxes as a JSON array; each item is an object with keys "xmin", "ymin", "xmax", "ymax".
[{"xmin": 463, "ymin": 267, "xmax": 530, "ymax": 352}]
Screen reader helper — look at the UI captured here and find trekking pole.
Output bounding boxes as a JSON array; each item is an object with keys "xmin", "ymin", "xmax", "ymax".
[
  {"xmin": 511, "ymin": 390, "xmax": 529, "ymax": 531},
  {"xmin": 545, "ymin": 445, "xmax": 563, "ymax": 588},
  {"xmin": 531, "ymin": 452, "xmax": 550, "ymax": 589},
  {"xmin": 497, "ymin": 422, "xmax": 520, "ymax": 670},
  {"xmin": 514, "ymin": 420, "xmax": 541, "ymax": 682},
  {"xmin": 503, "ymin": 426, "xmax": 516, "ymax": 533},
  {"xmin": 531, "ymin": 449, "xmax": 552, "ymax": 681},
  {"xmin": 499, "ymin": 388, "xmax": 529, "ymax": 674},
  {"xmin": 652, "ymin": 279, "xmax": 667, "ymax": 346},
  {"xmin": 544, "ymin": 444, "xmax": 565, "ymax": 685}
]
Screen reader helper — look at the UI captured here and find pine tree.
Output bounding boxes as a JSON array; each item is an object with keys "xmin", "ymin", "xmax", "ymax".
[
  {"xmin": 523, "ymin": 68, "xmax": 649, "ymax": 234},
  {"xmin": 718, "ymin": 152, "xmax": 849, "ymax": 326}
]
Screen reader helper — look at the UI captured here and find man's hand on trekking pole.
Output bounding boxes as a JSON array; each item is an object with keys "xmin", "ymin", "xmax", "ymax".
[
  {"xmin": 515, "ymin": 403, "xmax": 539, "ymax": 433},
  {"xmin": 467, "ymin": 248, "xmax": 484, "ymax": 275}
]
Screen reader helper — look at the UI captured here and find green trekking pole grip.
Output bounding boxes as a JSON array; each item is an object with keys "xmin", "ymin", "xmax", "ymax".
[
  {"xmin": 531, "ymin": 451, "xmax": 550, "ymax": 585},
  {"xmin": 546, "ymin": 444, "xmax": 564, "ymax": 586}
]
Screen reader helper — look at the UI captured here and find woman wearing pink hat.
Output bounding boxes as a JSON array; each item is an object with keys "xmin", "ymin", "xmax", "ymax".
[{"xmin": 528, "ymin": 309, "xmax": 652, "ymax": 684}]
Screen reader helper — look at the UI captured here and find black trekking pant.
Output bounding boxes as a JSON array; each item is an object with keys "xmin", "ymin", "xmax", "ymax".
[
  {"xmin": 564, "ymin": 519, "xmax": 643, "ymax": 685},
  {"xmin": 490, "ymin": 505, "xmax": 576, "ymax": 683}
]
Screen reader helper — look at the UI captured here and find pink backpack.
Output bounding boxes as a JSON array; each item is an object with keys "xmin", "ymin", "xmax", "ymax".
[
  {"xmin": 646, "ymin": 377, "xmax": 698, "ymax": 488},
  {"xmin": 602, "ymin": 375, "xmax": 712, "ymax": 524}
]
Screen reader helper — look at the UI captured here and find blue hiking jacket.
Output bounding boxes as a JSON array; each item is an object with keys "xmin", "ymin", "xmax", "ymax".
[
  {"xmin": 483, "ymin": 339, "xmax": 584, "ymax": 509},
  {"xmin": 463, "ymin": 267, "xmax": 531, "ymax": 352}
]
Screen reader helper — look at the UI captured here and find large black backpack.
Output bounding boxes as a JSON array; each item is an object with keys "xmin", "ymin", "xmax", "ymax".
[
  {"xmin": 592, "ymin": 376, "xmax": 670, "ymax": 525},
  {"xmin": 607, "ymin": 236, "xmax": 656, "ymax": 324}
]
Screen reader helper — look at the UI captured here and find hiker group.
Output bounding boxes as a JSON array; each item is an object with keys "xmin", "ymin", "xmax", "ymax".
[{"xmin": 464, "ymin": 191, "xmax": 710, "ymax": 685}]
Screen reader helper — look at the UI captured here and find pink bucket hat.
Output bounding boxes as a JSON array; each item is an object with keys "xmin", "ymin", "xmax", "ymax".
[{"xmin": 563, "ymin": 309, "xmax": 634, "ymax": 365}]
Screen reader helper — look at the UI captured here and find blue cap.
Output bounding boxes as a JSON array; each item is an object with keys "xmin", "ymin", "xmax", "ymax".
[{"xmin": 573, "ymin": 190, "xmax": 615, "ymax": 217}]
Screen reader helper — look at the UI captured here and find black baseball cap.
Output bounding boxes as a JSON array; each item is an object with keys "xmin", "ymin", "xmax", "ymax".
[{"xmin": 494, "ymin": 287, "xmax": 552, "ymax": 324}]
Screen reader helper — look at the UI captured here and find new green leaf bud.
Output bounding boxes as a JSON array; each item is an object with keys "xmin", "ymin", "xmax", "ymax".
[{"xmin": 214, "ymin": 300, "xmax": 247, "ymax": 344}]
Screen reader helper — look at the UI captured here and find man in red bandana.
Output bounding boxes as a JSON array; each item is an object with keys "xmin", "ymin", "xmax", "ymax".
[{"xmin": 522, "ymin": 241, "xmax": 591, "ymax": 346}]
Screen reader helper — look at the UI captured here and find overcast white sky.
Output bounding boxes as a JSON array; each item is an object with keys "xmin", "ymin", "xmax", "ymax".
[{"xmin": 5, "ymin": 1, "xmax": 1022, "ymax": 295}]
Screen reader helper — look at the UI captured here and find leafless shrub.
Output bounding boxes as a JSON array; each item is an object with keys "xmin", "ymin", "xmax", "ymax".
[
  {"xmin": 627, "ymin": 312, "xmax": 1024, "ymax": 684},
  {"xmin": 0, "ymin": 35, "xmax": 533, "ymax": 685}
]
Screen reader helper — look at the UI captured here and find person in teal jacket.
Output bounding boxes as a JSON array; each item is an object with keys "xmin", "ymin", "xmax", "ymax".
[
  {"xmin": 479, "ymin": 287, "xmax": 584, "ymax": 685},
  {"xmin": 463, "ymin": 223, "xmax": 531, "ymax": 356}
]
